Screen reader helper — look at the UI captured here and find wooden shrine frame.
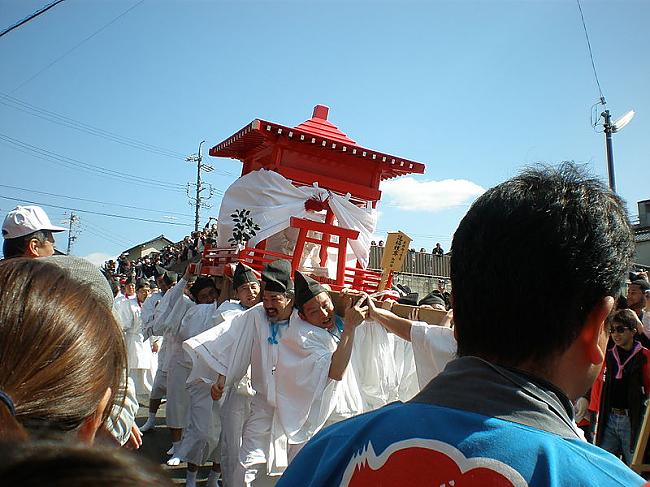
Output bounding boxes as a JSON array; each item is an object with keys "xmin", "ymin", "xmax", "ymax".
[{"xmin": 631, "ymin": 401, "xmax": 650, "ymax": 473}]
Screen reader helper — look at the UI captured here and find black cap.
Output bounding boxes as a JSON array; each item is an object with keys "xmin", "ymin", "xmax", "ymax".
[
  {"xmin": 418, "ymin": 290, "xmax": 446, "ymax": 307},
  {"xmin": 135, "ymin": 278, "xmax": 150, "ymax": 290},
  {"xmin": 261, "ymin": 259, "xmax": 293, "ymax": 293},
  {"xmin": 156, "ymin": 264, "xmax": 178, "ymax": 283},
  {"xmin": 631, "ymin": 279, "xmax": 650, "ymax": 293},
  {"xmin": 233, "ymin": 262, "xmax": 259, "ymax": 290},
  {"xmin": 190, "ymin": 277, "xmax": 216, "ymax": 299},
  {"xmin": 294, "ymin": 271, "xmax": 327, "ymax": 309},
  {"xmin": 397, "ymin": 292, "xmax": 419, "ymax": 306}
]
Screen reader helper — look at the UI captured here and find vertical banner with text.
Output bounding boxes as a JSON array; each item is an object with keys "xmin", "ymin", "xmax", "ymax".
[{"xmin": 378, "ymin": 231, "xmax": 412, "ymax": 291}]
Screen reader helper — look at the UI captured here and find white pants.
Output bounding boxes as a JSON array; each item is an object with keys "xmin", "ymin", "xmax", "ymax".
[
  {"xmin": 233, "ymin": 398, "xmax": 276, "ymax": 487},
  {"xmin": 150, "ymin": 368, "xmax": 167, "ymax": 401},
  {"xmin": 129, "ymin": 368, "xmax": 153, "ymax": 405},
  {"xmin": 220, "ymin": 386, "xmax": 251, "ymax": 486},
  {"xmin": 177, "ymin": 380, "xmax": 222, "ymax": 465},
  {"xmin": 166, "ymin": 362, "xmax": 190, "ymax": 428}
]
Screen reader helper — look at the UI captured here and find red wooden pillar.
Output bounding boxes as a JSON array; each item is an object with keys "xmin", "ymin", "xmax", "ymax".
[
  {"xmin": 336, "ymin": 236, "xmax": 349, "ymax": 287},
  {"xmin": 319, "ymin": 204, "xmax": 335, "ymax": 267},
  {"xmin": 291, "ymin": 229, "xmax": 307, "ymax": 276}
]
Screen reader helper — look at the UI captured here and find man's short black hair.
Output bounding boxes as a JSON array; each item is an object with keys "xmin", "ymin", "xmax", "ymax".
[
  {"xmin": 451, "ymin": 163, "xmax": 634, "ymax": 367},
  {"xmin": 135, "ymin": 278, "xmax": 150, "ymax": 291},
  {"xmin": 630, "ymin": 279, "xmax": 650, "ymax": 293},
  {"xmin": 2, "ymin": 230, "xmax": 51, "ymax": 259},
  {"xmin": 161, "ymin": 272, "xmax": 177, "ymax": 286}
]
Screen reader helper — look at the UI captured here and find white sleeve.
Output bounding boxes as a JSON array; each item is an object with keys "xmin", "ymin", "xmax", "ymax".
[
  {"xmin": 410, "ymin": 322, "xmax": 457, "ymax": 389},
  {"xmin": 140, "ymin": 294, "xmax": 159, "ymax": 326},
  {"xmin": 276, "ymin": 317, "xmax": 338, "ymax": 444},
  {"xmin": 642, "ymin": 312, "xmax": 650, "ymax": 339},
  {"xmin": 351, "ymin": 320, "xmax": 398, "ymax": 412},
  {"xmin": 151, "ymin": 278, "xmax": 188, "ymax": 335},
  {"xmin": 105, "ymin": 377, "xmax": 138, "ymax": 446},
  {"xmin": 114, "ymin": 300, "xmax": 133, "ymax": 332},
  {"xmin": 183, "ymin": 307, "xmax": 252, "ymax": 384}
]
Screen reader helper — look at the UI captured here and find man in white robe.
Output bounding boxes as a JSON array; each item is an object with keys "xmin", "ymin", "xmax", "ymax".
[
  {"xmin": 113, "ymin": 277, "xmax": 135, "ymax": 313},
  {"xmin": 364, "ymin": 294, "xmax": 457, "ymax": 389},
  {"xmin": 178, "ymin": 263, "xmax": 261, "ymax": 487},
  {"xmin": 191, "ymin": 259, "xmax": 295, "ymax": 487},
  {"xmin": 149, "ymin": 267, "xmax": 218, "ymax": 458},
  {"xmin": 115, "ymin": 278, "xmax": 155, "ymax": 405},
  {"xmin": 274, "ymin": 272, "xmax": 367, "ymax": 461},
  {"xmin": 139, "ymin": 268, "xmax": 177, "ymax": 432}
]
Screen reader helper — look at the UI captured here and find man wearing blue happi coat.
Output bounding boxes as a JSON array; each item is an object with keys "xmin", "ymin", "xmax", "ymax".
[{"xmin": 279, "ymin": 163, "xmax": 644, "ymax": 487}]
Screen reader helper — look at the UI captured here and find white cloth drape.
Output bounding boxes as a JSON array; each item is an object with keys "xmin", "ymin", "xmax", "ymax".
[{"xmin": 216, "ymin": 169, "xmax": 377, "ymax": 271}]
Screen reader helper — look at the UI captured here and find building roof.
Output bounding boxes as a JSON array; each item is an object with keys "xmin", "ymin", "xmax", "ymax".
[
  {"xmin": 209, "ymin": 105, "xmax": 426, "ymax": 182},
  {"xmin": 122, "ymin": 234, "xmax": 174, "ymax": 255}
]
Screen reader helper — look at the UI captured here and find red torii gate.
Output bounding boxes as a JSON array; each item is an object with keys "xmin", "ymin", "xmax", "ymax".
[{"xmin": 201, "ymin": 105, "xmax": 426, "ymax": 291}]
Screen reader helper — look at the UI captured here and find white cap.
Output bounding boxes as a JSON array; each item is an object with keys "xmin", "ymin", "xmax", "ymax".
[{"xmin": 2, "ymin": 205, "xmax": 66, "ymax": 239}]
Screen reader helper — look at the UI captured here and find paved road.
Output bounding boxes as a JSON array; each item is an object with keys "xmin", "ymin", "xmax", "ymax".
[{"xmin": 131, "ymin": 404, "xmax": 215, "ymax": 485}]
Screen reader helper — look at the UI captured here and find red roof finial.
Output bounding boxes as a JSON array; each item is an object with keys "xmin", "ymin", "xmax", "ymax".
[
  {"xmin": 313, "ymin": 104, "xmax": 329, "ymax": 120},
  {"xmin": 294, "ymin": 104, "xmax": 356, "ymax": 145}
]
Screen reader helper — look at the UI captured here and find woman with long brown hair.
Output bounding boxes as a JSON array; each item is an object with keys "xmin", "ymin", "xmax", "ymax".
[{"xmin": 0, "ymin": 257, "xmax": 127, "ymax": 442}]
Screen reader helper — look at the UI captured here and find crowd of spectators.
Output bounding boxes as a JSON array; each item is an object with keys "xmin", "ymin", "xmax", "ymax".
[
  {"xmin": 370, "ymin": 240, "xmax": 447, "ymax": 255},
  {"xmin": 102, "ymin": 226, "xmax": 219, "ymax": 283}
]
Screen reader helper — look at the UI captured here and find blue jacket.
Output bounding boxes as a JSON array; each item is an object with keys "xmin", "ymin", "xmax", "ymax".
[{"xmin": 278, "ymin": 357, "xmax": 645, "ymax": 486}]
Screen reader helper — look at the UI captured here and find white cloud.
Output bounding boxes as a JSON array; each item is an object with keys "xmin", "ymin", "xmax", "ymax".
[
  {"xmin": 380, "ymin": 177, "xmax": 485, "ymax": 212},
  {"xmin": 83, "ymin": 252, "xmax": 115, "ymax": 267}
]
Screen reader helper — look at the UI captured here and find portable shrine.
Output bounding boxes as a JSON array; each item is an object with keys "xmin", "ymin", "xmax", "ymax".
[{"xmin": 196, "ymin": 104, "xmax": 426, "ymax": 292}]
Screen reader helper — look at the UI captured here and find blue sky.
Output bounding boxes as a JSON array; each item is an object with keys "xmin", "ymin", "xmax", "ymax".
[{"xmin": 0, "ymin": 0, "xmax": 647, "ymax": 264}]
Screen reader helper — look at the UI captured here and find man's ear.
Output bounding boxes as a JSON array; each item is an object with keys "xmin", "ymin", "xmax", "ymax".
[
  {"xmin": 25, "ymin": 238, "xmax": 41, "ymax": 257},
  {"xmin": 77, "ymin": 387, "xmax": 112, "ymax": 444},
  {"xmin": 580, "ymin": 296, "xmax": 615, "ymax": 365}
]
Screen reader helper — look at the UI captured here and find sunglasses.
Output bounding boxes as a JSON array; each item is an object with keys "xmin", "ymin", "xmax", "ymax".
[{"xmin": 609, "ymin": 325, "xmax": 632, "ymax": 334}]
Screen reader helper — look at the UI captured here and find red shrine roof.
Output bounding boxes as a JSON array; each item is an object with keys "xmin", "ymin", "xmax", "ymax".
[{"xmin": 209, "ymin": 105, "xmax": 425, "ymax": 182}]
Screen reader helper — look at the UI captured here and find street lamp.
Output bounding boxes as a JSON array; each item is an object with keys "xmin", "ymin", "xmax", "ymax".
[{"xmin": 601, "ymin": 108, "xmax": 635, "ymax": 192}]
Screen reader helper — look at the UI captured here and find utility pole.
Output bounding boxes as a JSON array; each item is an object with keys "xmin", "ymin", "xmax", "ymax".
[
  {"xmin": 601, "ymin": 109, "xmax": 616, "ymax": 192},
  {"xmin": 65, "ymin": 212, "xmax": 79, "ymax": 254},
  {"xmin": 186, "ymin": 140, "xmax": 215, "ymax": 232}
]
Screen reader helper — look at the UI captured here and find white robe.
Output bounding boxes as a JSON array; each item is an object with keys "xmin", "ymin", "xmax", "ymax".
[
  {"xmin": 114, "ymin": 297, "xmax": 156, "ymax": 403},
  {"xmin": 276, "ymin": 311, "xmax": 363, "ymax": 448},
  {"xmin": 176, "ymin": 303, "xmax": 226, "ymax": 465},
  {"xmin": 184, "ymin": 303, "xmax": 288, "ymax": 479},
  {"xmin": 184, "ymin": 300, "xmax": 254, "ymax": 487},
  {"xmin": 115, "ymin": 297, "xmax": 153, "ymax": 371},
  {"xmin": 142, "ymin": 291, "xmax": 167, "ymax": 398},
  {"xmin": 152, "ymin": 278, "xmax": 194, "ymax": 428},
  {"xmin": 141, "ymin": 291, "xmax": 163, "ymax": 325},
  {"xmin": 391, "ymin": 334, "xmax": 420, "ymax": 401},
  {"xmin": 350, "ymin": 320, "xmax": 399, "ymax": 412},
  {"xmin": 410, "ymin": 321, "xmax": 457, "ymax": 389}
]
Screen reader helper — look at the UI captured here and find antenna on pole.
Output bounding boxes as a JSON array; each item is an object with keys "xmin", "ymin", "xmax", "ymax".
[{"xmin": 576, "ymin": 0, "xmax": 635, "ymax": 193}]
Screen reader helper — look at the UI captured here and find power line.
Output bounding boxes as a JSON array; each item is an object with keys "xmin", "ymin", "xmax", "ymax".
[
  {"xmin": 576, "ymin": 0, "xmax": 605, "ymax": 101},
  {"xmin": 0, "ymin": 132, "xmax": 186, "ymax": 191},
  {"xmin": 81, "ymin": 226, "xmax": 126, "ymax": 249},
  {"xmin": 0, "ymin": 0, "xmax": 66, "ymax": 39},
  {"xmin": 12, "ymin": 0, "xmax": 145, "ymax": 92},
  {"xmin": 0, "ymin": 92, "xmax": 188, "ymax": 160},
  {"xmin": 81, "ymin": 222, "xmax": 132, "ymax": 248},
  {"xmin": 0, "ymin": 195, "xmax": 190, "ymax": 227},
  {"xmin": 83, "ymin": 219, "xmax": 132, "ymax": 246},
  {"xmin": 0, "ymin": 93, "xmax": 238, "ymax": 177},
  {"xmin": 0, "ymin": 183, "xmax": 195, "ymax": 217}
]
